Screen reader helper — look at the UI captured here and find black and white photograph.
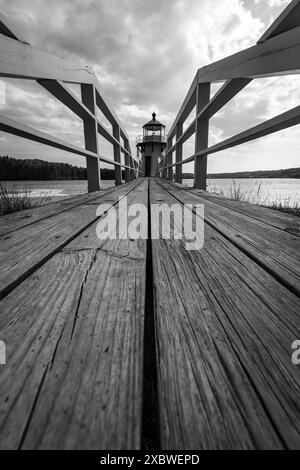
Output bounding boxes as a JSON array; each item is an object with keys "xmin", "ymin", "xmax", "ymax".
[{"xmin": 0, "ymin": 0, "xmax": 299, "ymax": 455}]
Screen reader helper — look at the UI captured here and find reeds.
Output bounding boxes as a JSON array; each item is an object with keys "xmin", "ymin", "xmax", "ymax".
[
  {"xmin": 268, "ymin": 196, "xmax": 300, "ymax": 216},
  {"xmin": 208, "ymin": 180, "xmax": 300, "ymax": 216},
  {"xmin": 0, "ymin": 182, "xmax": 50, "ymax": 215}
]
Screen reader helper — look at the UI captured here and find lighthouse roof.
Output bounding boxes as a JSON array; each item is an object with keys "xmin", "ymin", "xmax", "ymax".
[{"xmin": 143, "ymin": 112, "xmax": 165, "ymax": 128}]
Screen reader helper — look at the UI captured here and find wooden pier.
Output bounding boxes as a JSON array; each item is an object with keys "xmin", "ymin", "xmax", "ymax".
[
  {"xmin": 1, "ymin": 0, "xmax": 300, "ymax": 450},
  {"xmin": 0, "ymin": 178, "xmax": 299, "ymax": 450}
]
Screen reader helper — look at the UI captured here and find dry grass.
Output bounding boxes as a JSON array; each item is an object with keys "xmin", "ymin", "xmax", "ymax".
[
  {"xmin": 268, "ymin": 197, "xmax": 300, "ymax": 217},
  {"xmin": 0, "ymin": 182, "xmax": 50, "ymax": 215},
  {"xmin": 208, "ymin": 180, "xmax": 300, "ymax": 217}
]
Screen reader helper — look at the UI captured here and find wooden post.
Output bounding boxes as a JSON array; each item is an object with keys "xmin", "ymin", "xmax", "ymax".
[
  {"xmin": 175, "ymin": 122, "xmax": 183, "ymax": 184},
  {"xmin": 81, "ymin": 84, "xmax": 101, "ymax": 192},
  {"xmin": 134, "ymin": 162, "xmax": 137, "ymax": 179},
  {"xmin": 124, "ymin": 140, "xmax": 130, "ymax": 182},
  {"xmin": 129, "ymin": 157, "xmax": 135, "ymax": 180},
  {"xmin": 167, "ymin": 137, "xmax": 173, "ymax": 181},
  {"xmin": 167, "ymin": 153, "xmax": 173, "ymax": 181},
  {"xmin": 162, "ymin": 154, "xmax": 167, "ymax": 179},
  {"xmin": 113, "ymin": 124, "xmax": 122, "ymax": 186},
  {"xmin": 194, "ymin": 83, "xmax": 210, "ymax": 190}
]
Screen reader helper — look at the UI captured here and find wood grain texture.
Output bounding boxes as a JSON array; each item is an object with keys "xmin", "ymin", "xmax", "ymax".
[
  {"xmin": 0, "ymin": 113, "xmax": 118, "ymax": 166},
  {"xmin": 0, "ymin": 25, "xmax": 130, "ymax": 139},
  {"xmin": 0, "ymin": 33, "xmax": 95, "ymax": 83},
  {"xmin": 0, "ymin": 179, "xmax": 148, "ymax": 449},
  {"xmin": 0, "ymin": 185, "xmax": 119, "ymax": 236},
  {"xmin": 258, "ymin": 0, "xmax": 300, "ymax": 43},
  {"xmin": 0, "ymin": 180, "xmax": 140, "ymax": 300},
  {"xmin": 160, "ymin": 180, "xmax": 300, "ymax": 296},
  {"xmin": 150, "ymin": 178, "xmax": 300, "ymax": 450},
  {"xmin": 0, "ymin": 177, "xmax": 299, "ymax": 450},
  {"xmin": 197, "ymin": 26, "xmax": 300, "ymax": 82},
  {"xmin": 188, "ymin": 186, "xmax": 300, "ymax": 235}
]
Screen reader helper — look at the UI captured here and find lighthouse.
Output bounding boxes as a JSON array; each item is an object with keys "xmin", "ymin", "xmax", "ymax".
[{"xmin": 136, "ymin": 112, "xmax": 166, "ymax": 177}]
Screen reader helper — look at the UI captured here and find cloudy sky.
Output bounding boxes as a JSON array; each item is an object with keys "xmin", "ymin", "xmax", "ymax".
[{"xmin": 0, "ymin": 0, "xmax": 299, "ymax": 174}]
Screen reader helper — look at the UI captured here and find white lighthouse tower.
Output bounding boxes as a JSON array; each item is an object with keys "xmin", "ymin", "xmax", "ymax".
[{"xmin": 136, "ymin": 112, "xmax": 166, "ymax": 177}]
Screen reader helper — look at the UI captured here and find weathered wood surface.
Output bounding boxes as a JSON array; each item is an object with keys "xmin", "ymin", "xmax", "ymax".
[
  {"xmin": 0, "ymin": 180, "xmax": 140, "ymax": 300},
  {"xmin": 0, "ymin": 20, "xmax": 130, "ymax": 140},
  {"xmin": 0, "ymin": 184, "xmax": 120, "ymax": 236},
  {"xmin": 0, "ymin": 179, "xmax": 147, "ymax": 449},
  {"xmin": 0, "ymin": 113, "xmax": 119, "ymax": 167},
  {"xmin": 189, "ymin": 186, "xmax": 300, "ymax": 235},
  {"xmin": 258, "ymin": 0, "xmax": 300, "ymax": 43},
  {"xmin": 197, "ymin": 26, "xmax": 300, "ymax": 83},
  {"xmin": 159, "ymin": 180, "xmax": 300, "ymax": 296},
  {"xmin": 151, "ymin": 179, "xmax": 300, "ymax": 449},
  {"xmin": 0, "ymin": 177, "xmax": 299, "ymax": 450}
]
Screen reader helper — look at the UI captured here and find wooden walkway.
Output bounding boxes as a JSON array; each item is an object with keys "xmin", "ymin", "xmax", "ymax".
[{"xmin": 0, "ymin": 178, "xmax": 300, "ymax": 450}]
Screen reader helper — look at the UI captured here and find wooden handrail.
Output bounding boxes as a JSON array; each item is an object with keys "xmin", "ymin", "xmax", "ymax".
[
  {"xmin": 160, "ymin": 0, "xmax": 300, "ymax": 189},
  {"xmin": 0, "ymin": 13, "xmax": 142, "ymax": 191},
  {"xmin": 164, "ymin": 105, "xmax": 300, "ymax": 168}
]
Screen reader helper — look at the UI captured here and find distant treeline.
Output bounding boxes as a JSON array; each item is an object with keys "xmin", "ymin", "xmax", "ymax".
[
  {"xmin": 0, "ymin": 156, "xmax": 122, "ymax": 180},
  {"xmin": 182, "ymin": 167, "xmax": 300, "ymax": 179}
]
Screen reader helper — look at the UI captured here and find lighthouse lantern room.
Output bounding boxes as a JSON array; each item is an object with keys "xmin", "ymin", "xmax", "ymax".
[{"xmin": 136, "ymin": 112, "xmax": 166, "ymax": 177}]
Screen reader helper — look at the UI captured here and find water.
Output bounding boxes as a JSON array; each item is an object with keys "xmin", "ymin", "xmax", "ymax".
[
  {"xmin": 183, "ymin": 178, "xmax": 300, "ymax": 207},
  {"xmin": 3, "ymin": 180, "xmax": 115, "ymax": 201},
  {"xmin": 2, "ymin": 178, "xmax": 300, "ymax": 208}
]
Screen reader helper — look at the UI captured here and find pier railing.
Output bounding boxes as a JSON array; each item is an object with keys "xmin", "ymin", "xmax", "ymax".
[
  {"xmin": 0, "ymin": 15, "xmax": 141, "ymax": 192},
  {"xmin": 159, "ymin": 0, "xmax": 300, "ymax": 189},
  {"xmin": 136, "ymin": 135, "xmax": 167, "ymax": 145}
]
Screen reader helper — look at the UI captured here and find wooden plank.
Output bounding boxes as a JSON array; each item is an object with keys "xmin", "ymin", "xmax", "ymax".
[
  {"xmin": 97, "ymin": 121, "xmax": 116, "ymax": 146},
  {"xmin": 95, "ymin": 89, "xmax": 118, "ymax": 129},
  {"xmin": 197, "ymin": 27, "xmax": 300, "ymax": 83},
  {"xmin": 0, "ymin": 113, "xmax": 115, "ymax": 166},
  {"xmin": 130, "ymin": 156, "xmax": 137, "ymax": 180},
  {"xmin": 170, "ymin": 105, "xmax": 300, "ymax": 168},
  {"xmin": 39, "ymin": 80, "xmax": 94, "ymax": 121},
  {"xmin": 0, "ymin": 187, "xmax": 119, "ymax": 237},
  {"xmin": 194, "ymin": 83, "xmax": 210, "ymax": 189},
  {"xmin": 0, "ymin": 33, "xmax": 95, "ymax": 84},
  {"xmin": 196, "ymin": 105, "xmax": 300, "ymax": 158},
  {"xmin": 168, "ymin": 72, "xmax": 198, "ymax": 138},
  {"xmin": 0, "ymin": 13, "xmax": 28, "ymax": 43},
  {"xmin": 150, "ymin": 178, "xmax": 300, "ymax": 449},
  {"xmin": 168, "ymin": 79, "xmax": 251, "ymax": 154},
  {"xmin": 198, "ymin": 78, "xmax": 252, "ymax": 120},
  {"xmin": 96, "ymin": 123, "xmax": 133, "ymax": 164},
  {"xmin": 258, "ymin": 0, "xmax": 300, "ymax": 43},
  {"xmin": 0, "ymin": 180, "xmax": 148, "ymax": 449},
  {"xmin": 175, "ymin": 123, "xmax": 183, "ymax": 183},
  {"xmin": 179, "ymin": 119, "xmax": 196, "ymax": 145},
  {"xmin": 0, "ymin": 180, "xmax": 140, "ymax": 300},
  {"xmin": 168, "ymin": 2, "xmax": 300, "ymax": 138},
  {"xmin": 81, "ymin": 84, "xmax": 101, "ymax": 192},
  {"xmin": 189, "ymin": 187, "xmax": 300, "ymax": 236},
  {"xmin": 65, "ymin": 178, "xmax": 148, "ymax": 252},
  {"xmin": 159, "ymin": 179, "xmax": 300, "ymax": 296},
  {"xmin": 113, "ymin": 125, "xmax": 122, "ymax": 186},
  {"xmin": 124, "ymin": 140, "xmax": 131, "ymax": 182},
  {"xmin": 166, "ymin": 137, "xmax": 173, "ymax": 181},
  {"xmin": 0, "ymin": 115, "xmax": 133, "ymax": 173},
  {"xmin": 0, "ymin": 18, "xmax": 130, "ymax": 143}
]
